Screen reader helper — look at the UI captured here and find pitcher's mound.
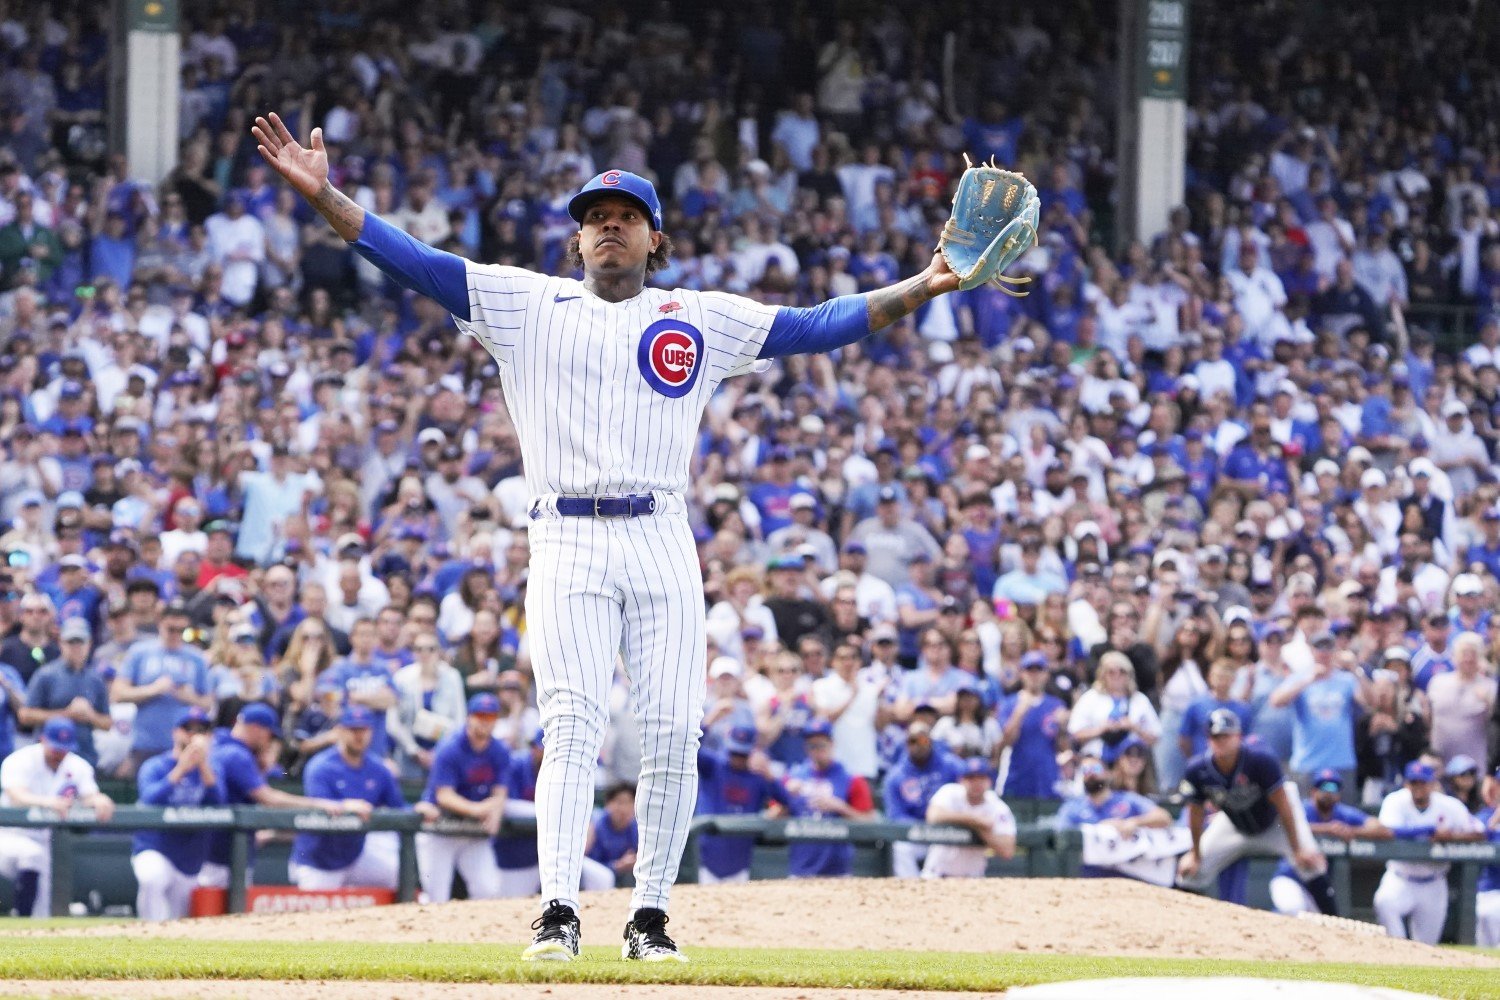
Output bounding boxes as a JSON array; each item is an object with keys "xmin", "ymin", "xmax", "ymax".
[
  {"xmin": 71, "ymin": 878, "xmax": 1496, "ymax": 969},
  {"xmin": 1010, "ymin": 978, "xmax": 1441, "ymax": 999}
]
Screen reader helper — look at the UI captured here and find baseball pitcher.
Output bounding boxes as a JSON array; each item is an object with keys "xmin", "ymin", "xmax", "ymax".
[{"xmin": 252, "ymin": 111, "xmax": 1036, "ymax": 961}]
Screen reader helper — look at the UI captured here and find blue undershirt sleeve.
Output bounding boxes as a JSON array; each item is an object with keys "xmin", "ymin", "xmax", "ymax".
[
  {"xmin": 348, "ymin": 212, "xmax": 472, "ymax": 322},
  {"xmin": 758, "ymin": 294, "xmax": 871, "ymax": 359}
]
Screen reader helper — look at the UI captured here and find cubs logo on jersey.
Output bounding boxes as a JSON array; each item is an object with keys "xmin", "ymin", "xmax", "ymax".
[{"xmin": 638, "ymin": 319, "xmax": 704, "ymax": 399}]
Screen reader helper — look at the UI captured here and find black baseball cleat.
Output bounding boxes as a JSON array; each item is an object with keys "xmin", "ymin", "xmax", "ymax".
[
  {"xmin": 621, "ymin": 907, "xmax": 688, "ymax": 962},
  {"xmin": 522, "ymin": 899, "xmax": 581, "ymax": 962}
]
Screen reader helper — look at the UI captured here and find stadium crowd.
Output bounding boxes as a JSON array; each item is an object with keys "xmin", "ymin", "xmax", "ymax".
[{"xmin": 0, "ymin": 0, "xmax": 1496, "ymax": 937}]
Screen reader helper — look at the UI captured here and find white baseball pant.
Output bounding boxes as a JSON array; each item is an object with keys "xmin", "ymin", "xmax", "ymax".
[
  {"xmin": 498, "ymin": 864, "xmax": 540, "ymax": 897},
  {"xmin": 416, "ymin": 833, "xmax": 503, "ymax": 903},
  {"xmin": 890, "ymin": 841, "xmax": 929, "ymax": 879},
  {"xmin": 294, "ymin": 832, "xmax": 400, "ymax": 891},
  {"xmin": 1477, "ymin": 890, "xmax": 1500, "ymax": 948},
  {"xmin": 132, "ymin": 850, "xmax": 198, "ymax": 921},
  {"xmin": 0, "ymin": 831, "xmax": 49, "ymax": 917},
  {"xmin": 1268, "ymin": 874, "xmax": 1318, "ymax": 915},
  {"xmin": 1178, "ymin": 783, "xmax": 1322, "ymax": 891},
  {"xmin": 196, "ymin": 862, "xmax": 250, "ymax": 889},
  {"xmin": 697, "ymin": 867, "xmax": 749, "ymax": 885},
  {"xmin": 1373, "ymin": 869, "xmax": 1449, "ymax": 944},
  {"xmin": 526, "ymin": 494, "xmax": 705, "ymax": 915}
]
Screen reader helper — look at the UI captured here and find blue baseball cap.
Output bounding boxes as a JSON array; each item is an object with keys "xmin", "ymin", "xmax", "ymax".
[
  {"xmin": 568, "ymin": 170, "xmax": 663, "ymax": 231},
  {"xmin": 1312, "ymin": 768, "xmax": 1343, "ymax": 792},
  {"xmin": 960, "ymin": 757, "xmax": 991, "ymax": 780},
  {"xmin": 238, "ymin": 702, "xmax": 282, "ymax": 737},
  {"xmin": 467, "ymin": 693, "xmax": 501, "ymax": 716},
  {"xmin": 176, "ymin": 706, "xmax": 213, "ymax": 729},
  {"xmin": 42, "ymin": 717, "xmax": 79, "ymax": 752},
  {"xmin": 1207, "ymin": 708, "xmax": 1242, "ymax": 736},
  {"xmin": 1403, "ymin": 761, "xmax": 1435, "ymax": 783},
  {"xmin": 802, "ymin": 719, "xmax": 834, "ymax": 741},
  {"xmin": 339, "ymin": 705, "xmax": 377, "ymax": 729},
  {"xmin": 1020, "ymin": 651, "xmax": 1049, "ymax": 671},
  {"xmin": 725, "ymin": 726, "xmax": 756, "ymax": 755},
  {"xmin": 1445, "ymin": 754, "xmax": 1478, "ymax": 777}
]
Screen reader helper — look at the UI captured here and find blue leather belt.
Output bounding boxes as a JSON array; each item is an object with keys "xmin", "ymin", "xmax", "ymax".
[{"xmin": 553, "ymin": 494, "xmax": 658, "ymax": 518}]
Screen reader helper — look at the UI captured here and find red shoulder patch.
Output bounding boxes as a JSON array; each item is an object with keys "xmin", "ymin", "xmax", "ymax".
[{"xmin": 659, "ymin": 301, "xmax": 682, "ymax": 314}]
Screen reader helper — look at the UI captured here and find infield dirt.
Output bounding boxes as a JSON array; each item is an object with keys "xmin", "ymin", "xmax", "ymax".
[{"xmin": 57, "ymin": 877, "xmax": 1498, "ymax": 968}]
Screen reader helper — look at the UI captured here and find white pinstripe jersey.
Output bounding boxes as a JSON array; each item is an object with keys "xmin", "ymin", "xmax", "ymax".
[{"xmin": 454, "ymin": 263, "xmax": 777, "ymax": 496}]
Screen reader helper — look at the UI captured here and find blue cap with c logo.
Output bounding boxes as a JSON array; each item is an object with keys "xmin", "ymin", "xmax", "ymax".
[{"xmin": 568, "ymin": 170, "xmax": 663, "ymax": 231}]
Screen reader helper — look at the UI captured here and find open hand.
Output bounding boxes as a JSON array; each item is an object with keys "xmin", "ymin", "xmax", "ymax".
[{"xmin": 252, "ymin": 112, "xmax": 329, "ymax": 200}]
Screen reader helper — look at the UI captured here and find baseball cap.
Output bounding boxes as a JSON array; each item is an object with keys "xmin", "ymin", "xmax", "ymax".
[
  {"xmin": 725, "ymin": 726, "xmax": 757, "ymax": 755},
  {"xmin": 1312, "ymin": 768, "xmax": 1343, "ymax": 792},
  {"xmin": 1359, "ymin": 469, "xmax": 1387, "ymax": 489},
  {"xmin": 841, "ymin": 540, "xmax": 867, "ymax": 555},
  {"xmin": 1445, "ymin": 755, "xmax": 1478, "ymax": 778},
  {"xmin": 335, "ymin": 532, "xmax": 365, "ymax": 552},
  {"xmin": 870, "ymin": 623, "xmax": 898, "ymax": 644},
  {"xmin": 568, "ymin": 170, "xmax": 663, "ymax": 230},
  {"xmin": 1453, "ymin": 573, "xmax": 1484, "ymax": 597},
  {"xmin": 789, "ymin": 493, "xmax": 816, "ymax": 511},
  {"xmin": 238, "ymin": 702, "xmax": 282, "ymax": 737},
  {"xmin": 740, "ymin": 624, "xmax": 765, "ymax": 641},
  {"xmin": 802, "ymin": 719, "xmax": 833, "ymax": 741},
  {"xmin": 1312, "ymin": 459, "xmax": 1340, "ymax": 477},
  {"xmin": 55, "ymin": 491, "xmax": 85, "ymax": 510},
  {"xmin": 877, "ymin": 485, "xmax": 900, "ymax": 503},
  {"xmin": 1020, "ymin": 651, "xmax": 1049, "ymax": 671},
  {"xmin": 467, "ymin": 693, "xmax": 501, "ymax": 716},
  {"xmin": 59, "ymin": 617, "xmax": 90, "ymax": 642},
  {"xmin": 708, "ymin": 656, "xmax": 742, "ymax": 679},
  {"xmin": 41, "ymin": 716, "xmax": 79, "ymax": 753},
  {"xmin": 161, "ymin": 597, "xmax": 191, "ymax": 618},
  {"xmin": 1309, "ymin": 630, "xmax": 1337, "ymax": 649},
  {"xmin": 1207, "ymin": 708, "xmax": 1242, "ymax": 736},
  {"xmin": 959, "ymin": 758, "xmax": 992, "ymax": 780},
  {"xmin": 59, "ymin": 553, "xmax": 89, "ymax": 570},
  {"xmin": 339, "ymin": 705, "xmax": 377, "ymax": 729},
  {"xmin": 1382, "ymin": 646, "xmax": 1412, "ymax": 663},
  {"xmin": 417, "ymin": 428, "xmax": 446, "ymax": 446},
  {"xmin": 176, "ymin": 706, "xmax": 213, "ymax": 729},
  {"xmin": 1443, "ymin": 399, "xmax": 1468, "ymax": 419},
  {"xmin": 1403, "ymin": 761, "xmax": 1435, "ymax": 783}
]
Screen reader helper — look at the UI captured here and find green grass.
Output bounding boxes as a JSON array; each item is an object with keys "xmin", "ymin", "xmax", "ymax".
[{"xmin": 0, "ymin": 938, "xmax": 1494, "ymax": 998}]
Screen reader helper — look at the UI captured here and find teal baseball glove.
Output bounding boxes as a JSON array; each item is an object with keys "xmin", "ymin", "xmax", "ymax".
[{"xmin": 938, "ymin": 156, "xmax": 1040, "ymax": 295}]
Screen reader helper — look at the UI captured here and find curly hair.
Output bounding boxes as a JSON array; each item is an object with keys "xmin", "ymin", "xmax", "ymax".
[{"xmin": 563, "ymin": 231, "xmax": 675, "ymax": 276}]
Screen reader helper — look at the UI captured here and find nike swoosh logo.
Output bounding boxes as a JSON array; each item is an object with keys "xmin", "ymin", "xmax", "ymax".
[{"xmin": 554, "ymin": 294, "xmax": 580, "ymax": 302}]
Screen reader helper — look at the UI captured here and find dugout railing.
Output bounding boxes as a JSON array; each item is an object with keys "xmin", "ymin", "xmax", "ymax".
[{"xmin": 0, "ymin": 806, "xmax": 1493, "ymax": 943}]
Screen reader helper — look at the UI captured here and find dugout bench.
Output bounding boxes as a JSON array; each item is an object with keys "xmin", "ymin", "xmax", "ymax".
[{"xmin": 1, "ymin": 807, "xmax": 1494, "ymax": 943}]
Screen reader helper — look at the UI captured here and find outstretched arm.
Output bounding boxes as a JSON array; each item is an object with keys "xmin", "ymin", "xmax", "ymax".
[
  {"xmin": 251, "ymin": 112, "xmax": 471, "ymax": 320},
  {"xmin": 759, "ymin": 249, "xmax": 960, "ymax": 359}
]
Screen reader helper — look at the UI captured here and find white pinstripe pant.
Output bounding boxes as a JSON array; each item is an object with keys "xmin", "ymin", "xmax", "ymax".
[{"xmin": 526, "ymin": 493, "xmax": 704, "ymax": 915}]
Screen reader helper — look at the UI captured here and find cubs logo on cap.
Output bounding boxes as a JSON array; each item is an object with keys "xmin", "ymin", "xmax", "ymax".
[
  {"xmin": 568, "ymin": 170, "xmax": 663, "ymax": 230},
  {"xmin": 638, "ymin": 319, "xmax": 704, "ymax": 399}
]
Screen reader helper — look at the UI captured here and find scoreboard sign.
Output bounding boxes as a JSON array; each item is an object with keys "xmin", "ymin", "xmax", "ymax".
[{"xmin": 1139, "ymin": 0, "xmax": 1189, "ymax": 100}]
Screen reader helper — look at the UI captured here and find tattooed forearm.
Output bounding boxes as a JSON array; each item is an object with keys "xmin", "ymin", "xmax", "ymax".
[
  {"xmin": 311, "ymin": 182, "xmax": 367, "ymax": 242},
  {"xmin": 866, "ymin": 273, "xmax": 935, "ymax": 332}
]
